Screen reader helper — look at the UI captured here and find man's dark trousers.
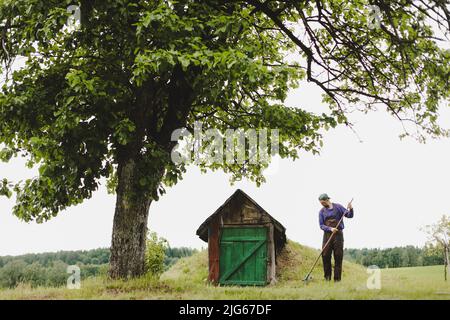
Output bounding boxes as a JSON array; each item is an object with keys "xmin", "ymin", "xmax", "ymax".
[{"xmin": 322, "ymin": 230, "xmax": 344, "ymax": 281}]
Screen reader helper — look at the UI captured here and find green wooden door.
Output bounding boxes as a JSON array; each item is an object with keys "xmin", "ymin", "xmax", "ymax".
[{"xmin": 219, "ymin": 227, "xmax": 268, "ymax": 285}]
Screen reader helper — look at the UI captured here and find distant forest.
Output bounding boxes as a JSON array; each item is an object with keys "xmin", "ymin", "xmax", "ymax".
[
  {"xmin": 0, "ymin": 247, "xmax": 197, "ymax": 288},
  {"xmin": 0, "ymin": 244, "xmax": 445, "ymax": 289},
  {"xmin": 344, "ymin": 244, "xmax": 444, "ymax": 268}
]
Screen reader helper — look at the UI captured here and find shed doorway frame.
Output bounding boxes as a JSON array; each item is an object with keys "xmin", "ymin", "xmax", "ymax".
[{"xmin": 218, "ymin": 226, "xmax": 268, "ymax": 286}]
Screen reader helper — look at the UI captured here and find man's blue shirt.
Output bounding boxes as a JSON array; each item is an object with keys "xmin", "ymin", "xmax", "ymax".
[{"xmin": 319, "ymin": 203, "xmax": 354, "ymax": 232}]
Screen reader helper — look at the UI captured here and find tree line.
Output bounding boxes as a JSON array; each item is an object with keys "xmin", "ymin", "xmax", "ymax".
[
  {"xmin": 344, "ymin": 244, "xmax": 444, "ymax": 268},
  {"xmin": 0, "ymin": 246, "xmax": 198, "ymax": 289},
  {"xmin": 1, "ymin": 243, "xmax": 444, "ymax": 288}
]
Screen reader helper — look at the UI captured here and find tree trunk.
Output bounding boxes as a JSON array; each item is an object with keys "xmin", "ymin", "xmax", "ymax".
[
  {"xmin": 107, "ymin": 65, "xmax": 195, "ymax": 279},
  {"xmin": 445, "ymin": 246, "xmax": 449, "ymax": 281},
  {"xmin": 108, "ymin": 157, "xmax": 159, "ymax": 279}
]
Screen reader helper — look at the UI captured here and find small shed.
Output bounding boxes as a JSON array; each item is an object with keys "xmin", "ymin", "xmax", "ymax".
[{"xmin": 196, "ymin": 189, "xmax": 286, "ymax": 286}]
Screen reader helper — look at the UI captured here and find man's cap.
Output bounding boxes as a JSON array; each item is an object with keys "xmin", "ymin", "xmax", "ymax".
[{"xmin": 318, "ymin": 193, "xmax": 330, "ymax": 201}]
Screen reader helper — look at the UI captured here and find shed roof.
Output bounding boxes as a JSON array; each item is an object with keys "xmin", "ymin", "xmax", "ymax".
[{"xmin": 196, "ymin": 189, "xmax": 286, "ymax": 242}]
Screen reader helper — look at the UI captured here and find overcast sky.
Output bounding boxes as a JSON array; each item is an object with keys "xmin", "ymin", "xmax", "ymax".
[{"xmin": 1, "ymin": 62, "xmax": 450, "ymax": 256}]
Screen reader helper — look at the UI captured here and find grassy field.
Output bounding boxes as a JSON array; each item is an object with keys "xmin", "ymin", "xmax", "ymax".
[{"xmin": 0, "ymin": 240, "xmax": 449, "ymax": 300}]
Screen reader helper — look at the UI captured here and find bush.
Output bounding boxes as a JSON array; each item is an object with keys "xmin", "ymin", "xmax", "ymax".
[
  {"xmin": 145, "ymin": 232, "xmax": 169, "ymax": 277},
  {"xmin": 0, "ymin": 260, "xmax": 27, "ymax": 288}
]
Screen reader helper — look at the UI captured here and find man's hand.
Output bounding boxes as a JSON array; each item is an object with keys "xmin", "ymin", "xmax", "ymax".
[
  {"xmin": 331, "ymin": 228, "xmax": 338, "ymax": 233},
  {"xmin": 347, "ymin": 200, "xmax": 353, "ymax": 210}
]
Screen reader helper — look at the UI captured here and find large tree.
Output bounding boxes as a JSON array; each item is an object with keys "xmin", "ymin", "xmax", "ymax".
[{"xmin": 0, "ymin": 0, "xmax": 449, "ymax": 278}]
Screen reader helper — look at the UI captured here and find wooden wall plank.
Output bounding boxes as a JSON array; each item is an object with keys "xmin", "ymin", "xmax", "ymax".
[{"xmin": 208, "ymin": 215, "xmax": 221, "ymax": 285}]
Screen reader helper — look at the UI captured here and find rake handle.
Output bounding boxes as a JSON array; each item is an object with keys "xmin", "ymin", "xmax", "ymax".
[{"xmin": 304, "ymin": 224, "xmax": 339, "ymax": 280}]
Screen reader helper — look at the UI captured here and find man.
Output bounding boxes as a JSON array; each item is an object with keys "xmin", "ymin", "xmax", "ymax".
[{"xmin": 318, "ymin": 193, "xmax": 354, "ymax": 282}]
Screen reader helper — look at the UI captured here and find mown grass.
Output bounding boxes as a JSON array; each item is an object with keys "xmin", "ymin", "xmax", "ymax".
[{"xmin": 0, "ymin": 240, "xmax": 449, "ymax": 300}]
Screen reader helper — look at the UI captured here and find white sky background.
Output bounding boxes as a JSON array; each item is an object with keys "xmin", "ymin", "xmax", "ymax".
[{"xmin": 1, "ymin": 77, "xmax": 449, "ymax": 256}]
